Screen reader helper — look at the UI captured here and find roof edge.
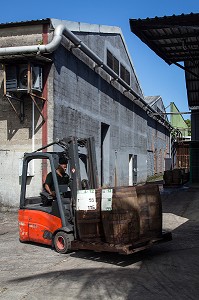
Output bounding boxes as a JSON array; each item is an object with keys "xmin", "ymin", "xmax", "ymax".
[{"xmin": 0, "ymin": 18, "xmax": 51, "ymax": 28}]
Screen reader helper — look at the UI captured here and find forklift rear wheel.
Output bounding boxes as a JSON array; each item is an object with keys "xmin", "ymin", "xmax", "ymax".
[{"xmin": 54, "ymin": 231, "xmax": 71, "ymax": 254}]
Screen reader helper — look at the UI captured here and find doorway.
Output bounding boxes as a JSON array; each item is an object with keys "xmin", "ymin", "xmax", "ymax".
[
  {"xmin": 129, "ymin": 154, "xmax": 137, "ymax": 185},
  {"xmin": 101, "ymin": 123, "xmax": 110, "ymax": 186}
]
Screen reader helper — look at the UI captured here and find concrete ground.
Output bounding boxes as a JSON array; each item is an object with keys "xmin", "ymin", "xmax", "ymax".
[{"xmin": 0, "ymin": 185, "xmax": 199, "ymax": 300}]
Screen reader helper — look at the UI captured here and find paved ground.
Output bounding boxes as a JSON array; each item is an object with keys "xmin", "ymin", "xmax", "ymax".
[{"xmin": 0, "ymin": 185, "xmax": 199, "ymax": 299}]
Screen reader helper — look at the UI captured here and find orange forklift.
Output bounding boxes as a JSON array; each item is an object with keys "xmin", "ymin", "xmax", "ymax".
[{"xmin": 19, "ymin": 136, "xmax": 172, "ymax": 255}]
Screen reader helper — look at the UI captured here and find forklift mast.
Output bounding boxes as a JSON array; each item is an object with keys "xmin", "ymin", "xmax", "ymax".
[{"xmin": 61, "ymin": 136, "xmax": 99, "ymax": 202}]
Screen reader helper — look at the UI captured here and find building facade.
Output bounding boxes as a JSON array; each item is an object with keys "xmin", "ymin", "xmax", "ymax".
[
  {"xmin": 145, "ymin": 96, "xmax": 171, "ymax": 177},
  {"xmin": 0, "ymin": 19, "xmax": 171, "ymax": 207}
]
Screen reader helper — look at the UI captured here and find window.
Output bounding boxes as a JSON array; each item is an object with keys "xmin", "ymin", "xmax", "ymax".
[
  {"xmin": 120, "ymin": 63, "xmax": 130, "ymax": 85},
  {"xmin": 107, "ymin": 50, "xmax": 119, "ymax": 75},
  {"xmin": 106, "ymin": 50, "xmax": 130, "ymax": 85}
]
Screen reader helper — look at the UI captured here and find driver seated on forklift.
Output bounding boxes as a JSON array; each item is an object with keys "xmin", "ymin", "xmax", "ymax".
[{"xmin": 44, "ymin": 156, "xmax": 70, "ymax": 199}]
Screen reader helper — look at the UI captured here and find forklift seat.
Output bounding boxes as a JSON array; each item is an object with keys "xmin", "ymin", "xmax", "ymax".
[
  {"xmin": 40, "ymin": 191, "xmax": 53, "ymax": 206},
  {"xmin": 24, "ymin": 197, "xmax": 52, "ymax": 214}
]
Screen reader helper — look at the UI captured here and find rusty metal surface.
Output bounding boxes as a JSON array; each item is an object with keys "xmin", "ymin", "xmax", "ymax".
[{"xmin": 175, "ymin": 142, "xmax": 190, "ymax": 169}]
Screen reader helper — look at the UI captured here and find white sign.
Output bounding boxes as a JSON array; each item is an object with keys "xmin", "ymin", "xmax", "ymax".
[
  {"xmin": 101, "ymin": 189, "xmax": 113, "ymax": 211},
  {"xmin": 76, "ymin": 189, "xmax": 96, "ymax": 211}
]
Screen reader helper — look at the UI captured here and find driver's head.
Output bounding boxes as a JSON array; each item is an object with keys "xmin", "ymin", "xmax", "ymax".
[{"xmin": 58, "ymin": 156, "xmax": 68, "ymax": 173}]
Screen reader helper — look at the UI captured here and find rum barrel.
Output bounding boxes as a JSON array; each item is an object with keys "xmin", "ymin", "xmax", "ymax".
[
  {"xmin": 76, "ymin": 189, "xmax": 104, "ymax": 242},
  {"xmin": 102, "ymin": 186, "xmax": 140, "ymax": 244},
  {"xmin": 172, "ymin": 169, "xmax": 183, "ymax": 185},
  {"xmin": 135, "ymin": 184, "xmax": 162, "ymax": 238},
  {"xmin": 163, "ymin": 170, "xmax": 173, "ymax": 185}
]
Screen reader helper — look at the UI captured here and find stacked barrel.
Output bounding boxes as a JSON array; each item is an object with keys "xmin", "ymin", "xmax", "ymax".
[
  {"xmin": 76, "ymin": 189, "xmax": 104, "ymax": 242},
  {"xmin": 163, "ymin": 168, "xmax": 190, "ymax": 186},
  {"xmin": 76, "ymin": 184, "xmax": 162, "ymax": 246}
]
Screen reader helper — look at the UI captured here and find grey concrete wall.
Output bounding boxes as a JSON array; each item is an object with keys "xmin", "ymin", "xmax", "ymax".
[
  {"xmin": 52, "ymin": 34, "xmax": 148, "ymax": 186},
  {"xmin": 147, "ymin": 116, "xmax": 170, "ymax": 177},
  {"xmin": 76, "ymin": 32, "xmax": 143, "ymax": 97}
]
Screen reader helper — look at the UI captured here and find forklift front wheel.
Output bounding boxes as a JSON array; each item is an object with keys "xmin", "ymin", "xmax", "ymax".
[{"xmin": 54, "ymin": 231, "xmax": 71, "ymax": 254}]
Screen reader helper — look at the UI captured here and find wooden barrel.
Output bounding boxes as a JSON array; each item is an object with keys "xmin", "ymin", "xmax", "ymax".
[
  {"xmin": 75, "ymin": 184, "xmax": 162, "ymax": 245},
  {"xmin": 102, "ymin": 186, "xmax": 140, "ymax": 244},
  {"xmin": 183, "ymin": 168, "xmax": 190, "ymax": 183},
  {"xmin": 135, "ymin": 184, "xmax": 162, "ymax": 239},
  {"xmin": 172, "ymin": 169, "xmax": 183, "ymax": 185},
  {"xmin": 163, "ymin": 170, "xmax": 173, "ymax": 185},
  {"xmin": 76, "ymin": 189, "xmax": 105, "ymax": 242}
]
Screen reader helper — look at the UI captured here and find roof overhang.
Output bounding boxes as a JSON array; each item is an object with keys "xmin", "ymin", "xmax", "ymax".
[
  {"xmin": 129, "ymin": 13, "xmax": 199, "ymax": 109},
  {"xmin": 0, "ymin": 54, "xmax": 52, "ymax": 64}
]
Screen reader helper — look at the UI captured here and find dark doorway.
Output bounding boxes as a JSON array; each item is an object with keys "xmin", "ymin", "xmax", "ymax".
[{"xmin": 101, "ymin": 123, "xmax": 110, "ymax": 186}]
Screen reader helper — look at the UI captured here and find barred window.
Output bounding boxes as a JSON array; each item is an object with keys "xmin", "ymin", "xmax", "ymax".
[
  {"xmin": 107, "ymin": 49, "xmax": 131, "ymax": 85},
  {"xmin": 120, "ymin": 63, "xmax": 130, "ymax": 85},
  {"xmin": 107, "ymin": 50, "xmax": 119, "ymax": 75}
]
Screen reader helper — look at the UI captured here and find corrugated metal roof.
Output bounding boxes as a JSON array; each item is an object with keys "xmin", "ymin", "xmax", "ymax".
[
  {"xmin": 130, "ymin": 13, "xmax": 199, "ymax": 65},
  {"xmin": 129, "ymin": 13, "xmax": 199, "ymax": 109},
  {"xmin": 0, "ymin": 18, "xmax": 50, "ymax": 28},
  {"xmin": 144, "ymin": 95, "xmax": 161, "ymax": 105}
]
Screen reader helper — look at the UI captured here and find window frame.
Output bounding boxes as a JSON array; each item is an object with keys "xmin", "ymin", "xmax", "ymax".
[{"xmin": 106, "ymin": 49, "xmax": 131, "ymax": 85}]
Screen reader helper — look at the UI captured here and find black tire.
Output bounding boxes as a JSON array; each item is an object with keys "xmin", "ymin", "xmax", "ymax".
[
  {"xmin": 54, "ymin": 231, "xmax": 71, "ymax": 254},
  {"xmin": 19, "ymin": 238, "xmax": 26, "ymax": 243}
]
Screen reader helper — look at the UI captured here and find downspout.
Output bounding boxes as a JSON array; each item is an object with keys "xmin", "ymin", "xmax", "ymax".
[{"xmin": 0, "ymin": 24, "xmax": 170, "ymax": 127}]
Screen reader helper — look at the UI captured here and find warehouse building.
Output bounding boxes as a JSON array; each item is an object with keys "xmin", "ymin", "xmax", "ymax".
[{"xmin": 0, "ymin": 18, "xmax": 171, "ymax": 206}]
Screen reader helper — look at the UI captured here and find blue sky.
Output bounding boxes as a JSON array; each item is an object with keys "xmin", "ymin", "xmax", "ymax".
[{"xmin": 1, "ymin": 0, "xmax": 198, "ymax": 118}]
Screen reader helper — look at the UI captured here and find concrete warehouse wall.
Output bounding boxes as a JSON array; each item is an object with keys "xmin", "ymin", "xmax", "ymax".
[
  {"xmin": 145, "ymin": 96, "xmax": 170, "ymax": 178},
  {"xmin": 52, "ymin": 32, "xmax": 147, "ymax": 187},
  {"xmin": 147, "ymin": 116, "xmax": 170, "ymax": 177}
]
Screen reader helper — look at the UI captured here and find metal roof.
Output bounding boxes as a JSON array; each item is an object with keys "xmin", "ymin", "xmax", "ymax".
[
  {"xmin": 129, "ymin": 13, "xmax": 199, "ymax": 109},
  {"xmin": 144, "ymin": 95, "xmax": 161, "ymax": 106},
  {"xmin": 0, "ymin": 18, "xmax": 50, "ymax": 28}
]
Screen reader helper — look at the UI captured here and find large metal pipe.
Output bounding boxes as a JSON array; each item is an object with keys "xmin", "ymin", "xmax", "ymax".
[
  {"xmin": 0, "ymin": 24, "xmax": 64, "ymax": 55},
  {"xmin": 0, "ymin": 24, "xmax": 170, "ymax": 127}
]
